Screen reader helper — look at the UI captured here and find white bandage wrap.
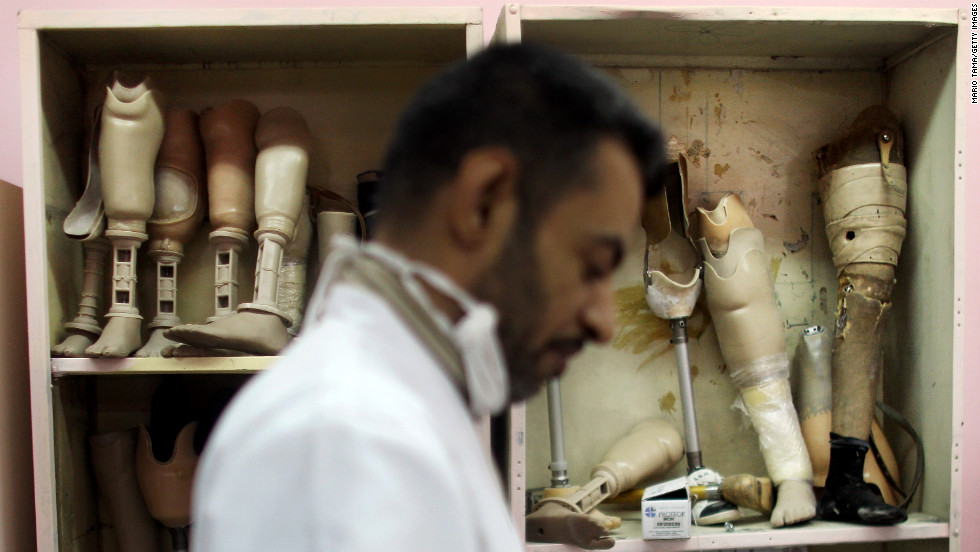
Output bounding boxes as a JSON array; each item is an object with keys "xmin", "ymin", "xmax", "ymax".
[
  {"xmin": 735, "ymin": 379, "xmax": 814, "ymax": 485},
  {"xmin": 819, "ymin": 163, "xmax": 907, "ymax": 271}
]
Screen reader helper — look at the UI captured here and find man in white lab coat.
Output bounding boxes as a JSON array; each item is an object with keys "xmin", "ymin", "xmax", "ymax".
[{"xmin": 191, "ymin": 43, "xmax": 666, "ymax": 552}]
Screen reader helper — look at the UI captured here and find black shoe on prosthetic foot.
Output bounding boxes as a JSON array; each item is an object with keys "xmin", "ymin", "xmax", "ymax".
[{"xmin": 817, "ymin": 433, "xmax": 907, "ymax": 525}]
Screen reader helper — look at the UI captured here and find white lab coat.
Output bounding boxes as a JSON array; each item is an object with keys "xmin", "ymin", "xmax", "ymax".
[{"xmin": 191, "ymin": 283, "xmax": 523, "ymax": 552}]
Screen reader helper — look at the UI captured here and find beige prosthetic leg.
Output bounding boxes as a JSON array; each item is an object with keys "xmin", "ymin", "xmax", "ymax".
[
  {"xmin": 85, "ymin": 72, "xmax": 165, "ymax": 357},
  {"xmin": 136, "ymin": 422, "xmax": 199, "ymax": 552},
  {"xmin": 167, "ymin": 107, "xmax": 312, "ymax": 355},
  {"xmin": 812, "ymin": 106, "xmax": 909, "ymax": 525},
  {"xmin": 527, "ymin": 418, "xmax": 682, "ymax": 549},
  {"xmin": 90, "ymin": 428, "xmax": 160, "ymax": 552},
  {"xmin": 795, "ymin": 325, "xmax": 901, "ymax": 505},
  {"xmin": 135, "ymin": 108, "xmax": 207, "ymax": 357},
  {"xmin": 697, "ymin": 194, "xmax": 815, "ymax": 527}
]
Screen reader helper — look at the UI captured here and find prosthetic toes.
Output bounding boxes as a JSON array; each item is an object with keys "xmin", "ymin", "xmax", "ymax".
[{"xmin": 817, "ymin": 433, "xmax": 907, "ymax": 525}]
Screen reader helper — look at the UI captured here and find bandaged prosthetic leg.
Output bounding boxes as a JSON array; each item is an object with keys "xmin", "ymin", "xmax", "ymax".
[
  {"xmin": 167, "ymin": 108, "xmax": 312, "ymax": 355},
  {"xmin": 135, "ymin": 108, "xmax": 207, "ymax": 357},
  {"xmin": 85, "ymin": 72, "xmax": 165, "ymax": 357},
  {"xmin": 90, "ymin": 428, "xmax": 160, "ymax": 552},
  {"xmin": 279, "ymin": 196, "xmax": 313, "ymax": 336},
  {"xmin": 54, "ymin": 106, "xmax": 110, "ymax": 357},
  {"xmin": 697, "ymin": 193, "xmax": 815, "ymax": 527},
  {"xmin": 813, "ymin": 105, "xmax": 908, "ymax": 525},
  {"xmin": 642, "ymin": 153, "xmax": 739, "ymax": 525},
  {"xmin": 136, "ymin": 422, "xmax": 199, "ymax": 552},
  {"xmin": 525, "ymin": 379, "xmax": 627, "ymax": 550},
  {"xmin": 795, "ymin": 326, "xmax": 901, "ymax": 506},
  {"xmin": 527, "ymin": 417, "xmax": 682, "ymax": 549}
]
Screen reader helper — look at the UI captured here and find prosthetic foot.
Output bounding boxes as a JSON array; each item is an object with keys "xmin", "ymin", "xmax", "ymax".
[
  {"xmin": 795, "ymin": 326, "xmax": 901, "ymax": 505},
  {"xmin": 90, "ymin": 429, "xmax": 160, "ymax": 552},
  {"xmin": 136, "ymin": 422, "xmax": 199, "ymax": 552},
  {"xmin": 642, "ymin": 152, "xmax": 739, "ymax": 526},
  {"xmin": 167, "ymin": 107, "xmax": 312, "ymax": 355},
  {"xmin": 814, "ymin": 105, "xmax": 908, "ymax": 525},
  {"xmin": 135, "ymin": 108, "xmax": 207, "ymax": 357},
  {"xmin": 85, "ymin": 72, "xmax": 165, "ymax": 357},
  {"xmin": 697, "ymin": 193, "xmax": 815, "ymax": 527},
  {"xmin": 528, "ymin": 418, "xmax": 682, "ymax": 548}
]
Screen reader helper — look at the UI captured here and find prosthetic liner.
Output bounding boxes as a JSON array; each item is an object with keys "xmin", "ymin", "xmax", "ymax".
[
  {"xmin": 813, "ymin": 105, "xmax": 908, "ymax": 525},
  {"xmin": 167, "ymin": 107, "xmax": 313, "ymax": 355},
  {"xmin": 135, "ymin": 108, "xmax": 207, "ymax": 357},
  {"xmin": 85, "ymin": 72, "xmax": 165, "ymax": 357},
  {"xmin": 697, "ymin": 193, "xmax": 816, "ymax": 527},
  {"xmin": 642, "ymin": 151, "xmax": 739, "ymax": 526}
]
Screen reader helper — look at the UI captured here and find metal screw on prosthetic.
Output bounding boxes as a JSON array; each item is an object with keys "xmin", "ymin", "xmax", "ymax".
[
  {"xmin": 85, "ymin": 72, "xmax": 165, "ymax": 358},
  {"xmin": 813, "ymin": 105, "xmax": 908, "ymax": 525}
]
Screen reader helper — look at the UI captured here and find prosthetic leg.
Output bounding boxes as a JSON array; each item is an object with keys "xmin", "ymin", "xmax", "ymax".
[
  {"xmin": 795, "ymin": 326, "xmax": 901, "ymax": 506},
  {"xmin": 642, "ymin": 153, "xmax": 739, "ymax": 525},
  {"xmin": 527, "ymin": 417, "xmax": 682, "ymax": 549},
  {"xmin": 814, "ymin": 105, "xmax": 908, "ymax": 525},
  {"xmin": 136, "ymin": 422, "xmax": 199, "ymax": 552},
  {"xmin": 90, "ymin": 428, "xmax": 160, "ymax": 552},
  {"xmin": 54, "ymin": 106, "xmax": 109, "ymax": 357},
  {"xmin": 167, "ymin": 107, "xmax": 312, "ymax": 355},
  {"xmin": 525, "ymin": 379, "xmax": 625, "ymax": 550},
  {"xmin": 697, "ymin": 194, "xmax": 816, "ymax": 527},
  {"xmin": 279, "ymin": 195, "xmax": 313, "ymax": 336},
  {"xmin": 85, "ymin": 72, "xmax": 165, "ymax": 357},
  {"xmin": 316, "ymin": 210, "xmax": 358, "ymax": 269},
  {"xmin": 135, "ymin": 108, "xmax": 207, "ymax": 357}
]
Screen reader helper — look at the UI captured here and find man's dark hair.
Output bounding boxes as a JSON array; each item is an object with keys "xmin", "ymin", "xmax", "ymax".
[{"xmin": 375, "ymin": 42, "xmax": 666, "ymax": 232}]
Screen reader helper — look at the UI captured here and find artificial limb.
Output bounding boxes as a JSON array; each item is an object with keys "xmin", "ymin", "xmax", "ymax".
[
  {"xmin": 278, "ymin": 196, "xmax": 313, "ymax": 337},
  {"xmin": 794, "ymin": 325, "xmax": 901, "ymax": 506},
  {"xmin": 54, "ymin": 105, "xmax": 109, "ymax": 357},
  {"xmin": 90, "ymin": 428, "xmax": 160, "ymax": 552},
  {"xmin": 85, "ymin": 72, "xmax": 165, "ymax": 357},
  {"xmin": 642, "ymin": 151, "xmax": 739, "ymax": 526},
  {"xmin": 813, "ymin": 105, "xmax": 908, "ymax": 525},
  {"xmin": 135, "ymin": 108, "xmax": 207, "ymax": 357},
  {"xmin": 696, "ymin": 193, "xmax": 816, "ymax": 527},
  {"xmin": 136, "ymin": 422, "xmax": 199, "ymax": 552},
  {"xmin": 167, "ymin": 107, "xmax": 312, "ymax": 355}
]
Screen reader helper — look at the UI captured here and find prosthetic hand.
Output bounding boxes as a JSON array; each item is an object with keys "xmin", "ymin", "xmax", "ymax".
[
  {"xmin": 795, "ymin": 326, "xmax": 901, "ymax": 506},
  {"xmin": 90, "ymin": 429, "xmax": 160, "ymax": 552},
  {"xmin": 136, "ymin": 422, "xmax": 199, "ymax": 552},
  {"xmin": 813, "ymin": 105, "xmax": 908, "ymax": 525},
  {"xmin": 167, "ymin": 107, "xmax": 312, "ymax": 355},
  {"xmin": 697, "ymin": 193, "xmax": 815, "ymax": 527},
  {"xmin": 527, "ymin": 419, "xmax": 682, "ymax": 548},
  {"xmin": 85, "ymin": 72, "xmax": 165, "ymax": 357},
  {"xmin": 135, "ymin": 108, "xmax": 207, "ymax": 357}
]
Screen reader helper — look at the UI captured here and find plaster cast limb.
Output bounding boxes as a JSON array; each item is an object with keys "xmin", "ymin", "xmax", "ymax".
[
  {"xmin": 136, "ymin": 108, "xmax": 207, "ymax": 358},
  {"xmin": 795, "ymin": 326, "xmax": 901, "ymax": 505},
  {"xmin": 90, "ymin": 429, "xmax": 160, "ymax": 552},
  {"xmin": 815, "ymin": 105, "xmax": 907, "ymax": 525},
  {"xmin": 697, "ymin": 195, "xmax": 815, "ymax": 526},
  {"xmin": 85, "ymin": 72, "xmax": 165, "ymax": 357},
  {"xmin": 136, "ymin": 422, "xmax": 199, "ymax": 529},
  {"xmin": 166, "ymin": 107, "xmax": 312, "ymax": 355},
  {"xmin": 200, "ymin": 99, "xmax": 260, "ymax": 321},
  {"xmin": 53, "ymin": 238, "xmax": 110, "ymax": 357},
  {"xmin": 279, "ymin": 196, "xmax": 313, "ymax": 337}
]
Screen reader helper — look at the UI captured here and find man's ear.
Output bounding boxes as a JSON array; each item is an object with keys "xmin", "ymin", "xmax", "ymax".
[{"xmin": 449, "ymin": 147, "xmax": 519, "ymax": 253}]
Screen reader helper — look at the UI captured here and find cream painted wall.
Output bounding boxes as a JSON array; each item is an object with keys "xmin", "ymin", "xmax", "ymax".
[{"xmin": 1, "ymin": 1, "xmax": 976, "ymax": 551}]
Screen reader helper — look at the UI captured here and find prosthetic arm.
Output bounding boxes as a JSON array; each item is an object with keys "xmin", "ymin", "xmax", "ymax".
[
  {"xmin": 814, "ymin": 105, "xmax": 908, "ymax": 525},
  {"xmin": 696, "ymin": 193, "xmax": 815, "ymax": 527},
  {"xmin": 85, "ymin": 72, "xmax": 165, "ymax": 357}
]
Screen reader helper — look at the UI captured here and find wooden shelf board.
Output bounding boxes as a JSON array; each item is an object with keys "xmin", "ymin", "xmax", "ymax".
[{"xmin": 50, "ymin": 356, "xmax": 276, "ymax": 376}]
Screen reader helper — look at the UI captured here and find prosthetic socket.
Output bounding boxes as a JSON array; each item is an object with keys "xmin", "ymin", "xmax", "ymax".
[
  {"xmin": 697, "ymin": 195, "xmax": 814, "ymax": 515},
  {"xmin": 85, "ymin": 72, "xmax": 165, "ymax": 357},
  {"xmin": 90, "ymin": 429, "xmax": 160, "ymax": 552}
]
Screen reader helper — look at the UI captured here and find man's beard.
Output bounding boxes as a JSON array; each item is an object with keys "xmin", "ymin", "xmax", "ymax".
[{"xmin": 472, "ymin": 235, "xmax": 548, "ymax": 403}]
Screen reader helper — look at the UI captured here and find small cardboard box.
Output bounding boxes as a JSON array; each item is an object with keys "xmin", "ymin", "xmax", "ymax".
[{"xmin": 641, "ymin": 476, "xmax": 691, "ymax": 539}]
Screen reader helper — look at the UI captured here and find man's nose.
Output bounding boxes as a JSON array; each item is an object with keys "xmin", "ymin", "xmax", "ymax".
[{"xmin": 582, "ymin": 283, "xmax": 616, "ymax": 344}]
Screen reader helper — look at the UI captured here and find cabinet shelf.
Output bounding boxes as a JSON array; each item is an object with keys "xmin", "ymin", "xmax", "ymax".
[{"xmin": 50, "ymin": 356, "xmax": 275, "ymax": 377}]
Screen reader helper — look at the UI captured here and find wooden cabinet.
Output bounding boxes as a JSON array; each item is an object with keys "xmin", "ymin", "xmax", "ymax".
[
  {"xmin": 18, "ymin": 9, "xmax": 482, "ymax": 551},
  {"xmin": 494, "ymin": 6, "xmax": 969, "ymax": 552}
]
